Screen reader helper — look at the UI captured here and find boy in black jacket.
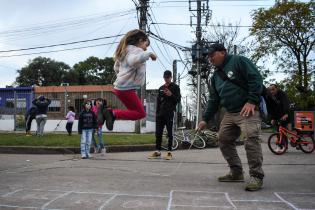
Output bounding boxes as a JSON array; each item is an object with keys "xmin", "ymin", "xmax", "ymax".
[
  {"xmin": 148, "ymin": 70, "xmax": 181, "ymax": 160},
  {"xmin": 78, "ymin": 100, "xmax": 97, "ymax": 159}
]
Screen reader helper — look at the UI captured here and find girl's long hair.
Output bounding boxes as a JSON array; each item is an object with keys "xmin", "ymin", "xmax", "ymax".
[{"xmin": 114, "ymin": 29, "xmax": 148, "ymax": 61}]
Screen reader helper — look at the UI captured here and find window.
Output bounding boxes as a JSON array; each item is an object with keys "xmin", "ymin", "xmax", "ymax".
[
  {"xmin": 5, "ymin": 98, "xmax": 26, "ymax": 108},
  {"xmin": 48, "ymin": 100, "xmax": 61, "ymax": 112}
]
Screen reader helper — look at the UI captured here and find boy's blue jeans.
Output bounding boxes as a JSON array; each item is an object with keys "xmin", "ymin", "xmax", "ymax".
[
  {"xmin": 92, "ymin": 127, "xmax": 104, "ymax": 150},
  {"xmin": 81, "ymin": 129, "xmax": 93, "ymax": 157}
]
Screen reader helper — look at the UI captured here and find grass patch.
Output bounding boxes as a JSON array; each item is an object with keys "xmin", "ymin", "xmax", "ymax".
[{"xmin": 0, "ymin": 133, "xmax": 155, "ymax": 147}]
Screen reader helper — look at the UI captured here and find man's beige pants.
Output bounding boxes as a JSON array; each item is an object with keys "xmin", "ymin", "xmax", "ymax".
[{"xmin": 218, "ymin": 111, "xmax": 264, "ymax": 179}]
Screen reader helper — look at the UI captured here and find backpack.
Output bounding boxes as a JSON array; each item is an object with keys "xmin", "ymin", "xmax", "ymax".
[{"xmin": 216, "ymin": 68, "xmax": 279, "ymax": 119}]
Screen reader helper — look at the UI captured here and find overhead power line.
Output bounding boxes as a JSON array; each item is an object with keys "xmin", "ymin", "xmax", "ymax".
[
  {"xmin": 148, "ymin": 8, "xmax": 174, "ymax": 64},
  {"xmin": 151, "ymin": 22, "xmax": 314, "ymax": 29},
  {"xmin": 0, "ymin": 42, "xmax": 119, "ymax": 58},
  {"xmin": 0, "ymin": 34, "xmax": 124, "ymax": 53},
  {"xmin": 0, "ymin": 9, "xmax": 135, "ymax": 37},
  {"xmin": 152, "ymin": 22, "xmax": 252, "ymax": 27},
  {"xmin": 148, "ymin": 31, "xmax": 189, "ymax": 51}
]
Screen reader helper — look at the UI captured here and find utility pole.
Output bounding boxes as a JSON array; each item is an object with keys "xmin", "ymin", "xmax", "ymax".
[
  {"xmin": 173, "ymin": 60, "xmax": 177, "ymax": 84},
  {"xmin": 196, "ymin": 0, "xmax": 202, "ymax": 129},
  {"xmin": 233, "ymin": 45, "xmax": 237, "ymax": 55},
  {"xmin": 135, "ymin": 0, "xmax": 149, "ymax": 134},
  {"xmin": 189, "ymin": 0, "xmax": 211, "ymax": 128},
  {"xmin": 173, "ymin": 60, "xmax": 178, "ymax": 129}
]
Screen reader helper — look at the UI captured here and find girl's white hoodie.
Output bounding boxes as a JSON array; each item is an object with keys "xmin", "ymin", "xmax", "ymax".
[{"xmin": 113, "ymin": 45, "xmax": 153, "ymax": 90}]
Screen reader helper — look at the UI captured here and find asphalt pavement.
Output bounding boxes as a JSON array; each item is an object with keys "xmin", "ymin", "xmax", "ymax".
[{"xmin": 0, "ymin": 133, "xmax": 314, "ymax": 210}]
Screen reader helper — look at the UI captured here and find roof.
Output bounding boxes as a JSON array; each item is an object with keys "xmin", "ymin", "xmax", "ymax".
[
  {"xmin": 0, "ymin": 86, "xmax": 33, "ymax": 91},
  {"xmin": 34, "ymin": 85, "xmax": 114, "ymax": 93}
]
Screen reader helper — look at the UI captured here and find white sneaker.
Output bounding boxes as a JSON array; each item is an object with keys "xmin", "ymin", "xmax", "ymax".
[
  {"xmin": 93, "ymin": 147, "xmax": 98, "ymax": 154},
  {"xmin": 100, "ymin": 148, "xmax": 106, "ymax": 156},
  {"xmin": 275, "ymin": 145, "xmax": 284, "ymax": 153}
]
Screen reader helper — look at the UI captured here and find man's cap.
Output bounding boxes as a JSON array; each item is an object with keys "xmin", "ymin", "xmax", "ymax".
[
  {"xmin": 208, "ymin": 43, "xmax": 226, "ymax": 55},
  {"xmin": 163, "ymin": 70, "xmax": 172, "ymax": 78}
]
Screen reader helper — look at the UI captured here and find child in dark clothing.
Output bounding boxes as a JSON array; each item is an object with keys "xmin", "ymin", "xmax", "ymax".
[
  {"xmin": 25, "ymin": 106, "xmax": 37, "ymax": 136},
  {"xmin": 78, "ymin": 100, "xmax": 97, "ymax": 159}
]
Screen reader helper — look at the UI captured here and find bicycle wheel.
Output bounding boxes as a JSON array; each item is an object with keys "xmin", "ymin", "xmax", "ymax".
[
  {"xmin": 187, "ymin": 133, "xmax": 206, "ymax": 149},
  {"xmin": 268, "ymin": 133, "xmax": 287, "ymax": 155},
  {"xmin": 298, "ymin": 134, "xmax": 315, "ymax": 153},
  {"xmin": 161, "ymin": 134, "xmax": 179, "ymax": 151}
]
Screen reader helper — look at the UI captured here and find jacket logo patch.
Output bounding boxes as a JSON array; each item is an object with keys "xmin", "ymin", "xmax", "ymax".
[{"xmin": 227, "ymin": 71, "xmax": 234, "ymax": 78}]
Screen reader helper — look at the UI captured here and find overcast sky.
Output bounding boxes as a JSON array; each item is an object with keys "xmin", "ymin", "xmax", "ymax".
[{"xmin": 0, "ymin": 0, "xmax": 302, "ymax": 95}]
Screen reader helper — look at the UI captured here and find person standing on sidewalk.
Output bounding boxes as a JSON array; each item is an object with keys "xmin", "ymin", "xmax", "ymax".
[
  {"xmin": 32, "ymin": 95, "xmax": 51, "ymax": 137},
  {"xmin": 198, "ymin": 43, "xmax": 265, "ymax": 191},
  {"xmin": 78, "ymin": 100, "xmax": 97, "ymax": 159},
  {"xmin": 91, "ymin": 98, "xmax": 107, "ymax": 155},
  {"xmin": 148, "ymin": 70, "xmax": 181, "ymax": 160},
  {"xmin": 103, "ymin": 29, "xmax": 157, "ymax": 131},
  {"xmin": 65, "ymin": 106, "xmax": 75, "ymax": 136},
  {"xmin": 25, "ymin": 106, "xmax": 37, "ymax": 136}
]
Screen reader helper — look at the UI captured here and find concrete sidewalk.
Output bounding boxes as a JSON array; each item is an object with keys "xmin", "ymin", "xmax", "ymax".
[{"xmin": 0, "ymin": 132, "xmax": 314, "ymax": 210}]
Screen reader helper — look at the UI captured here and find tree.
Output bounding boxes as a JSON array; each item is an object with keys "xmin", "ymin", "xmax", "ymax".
[
  {"xmin": 72, "ymin": 56, "xmax": 115, "ymax": 85},
  {"xmin": 250, "ymin": 1, "xmax": 315, "ymax": 93},
  {"xmin": 16, "ymin": 57, "xmax": 70, "ymax": 86},
  {"xmin": 277, "ymin": 75, "xmax": 315, "ymax": 110}
]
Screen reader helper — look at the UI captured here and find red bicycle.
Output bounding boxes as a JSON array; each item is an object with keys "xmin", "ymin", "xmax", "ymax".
[{"xmin": 268, "ymin": 125, "xmax": 315, "ymax": 155}]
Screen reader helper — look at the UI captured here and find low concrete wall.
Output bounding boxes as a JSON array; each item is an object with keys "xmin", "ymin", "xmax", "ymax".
[{"xmin": 0, "ymin": 119, "xmax": 156, "ymax": 133}]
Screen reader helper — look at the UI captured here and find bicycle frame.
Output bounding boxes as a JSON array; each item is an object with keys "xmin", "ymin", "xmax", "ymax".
[
  {"xmin": 268, "ymin": 124, "xmax": 315, "ymax": 155},
  {"xmin": 278, "ymin": 126, "xmax": 311, "ymax": 146}
]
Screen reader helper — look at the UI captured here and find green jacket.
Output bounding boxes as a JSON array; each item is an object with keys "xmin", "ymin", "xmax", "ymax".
[{"xmin": 203, "ymin": 54, "xmax": 263, "ymax": 122}]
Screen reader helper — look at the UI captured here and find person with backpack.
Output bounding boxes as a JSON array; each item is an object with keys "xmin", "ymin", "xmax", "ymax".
[
  {"xmin": 32, "ymin": 95, "xmax": 51, "ymax": 137},
  {"xmin": 198, "ymin": 43, "xmax": 264, "ymax": 191},
  {"xmin": 25, "ymin": 106, "xmax": 37, "ymax": 136}
]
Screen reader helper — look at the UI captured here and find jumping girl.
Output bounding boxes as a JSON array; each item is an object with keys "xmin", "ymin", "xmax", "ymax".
[{"xmin": 104, "ymin": 29, "xmax": 157, "ymax": 130}]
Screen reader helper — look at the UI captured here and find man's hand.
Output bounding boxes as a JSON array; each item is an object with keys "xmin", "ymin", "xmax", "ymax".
[
  {"xmin": 198, "ymin": 121, "xmax": 207, "ymax": 130},
  {"xmin": 281, "ymin": 114, "xmax": 288, "ymax": 121},
  {"xmin": 240, "ymin": 102, "xmax": 256, "ymax": 117},
  {"xmin": 164, "ymin": 88, "xmax": 172, "ymax": 96}
]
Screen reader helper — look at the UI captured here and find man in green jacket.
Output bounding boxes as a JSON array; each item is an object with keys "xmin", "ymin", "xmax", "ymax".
[{"xmin": 198, "ymin": 43, "xmax": 264, "ymax": 191}]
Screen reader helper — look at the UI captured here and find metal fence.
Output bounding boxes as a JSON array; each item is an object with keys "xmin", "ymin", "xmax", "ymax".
[{"xmin": 0, "ymin": 88, "xmax": 34, "ymax": 131}]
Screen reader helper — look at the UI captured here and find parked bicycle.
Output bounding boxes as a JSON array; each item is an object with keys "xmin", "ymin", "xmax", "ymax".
[
  {"xmin": 268, "ymin": 124, "xmax": 315, "ymax": 155},
  {"xmin": 161, "ymin": 127, "xmax": 207, "ymax": 150}
]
